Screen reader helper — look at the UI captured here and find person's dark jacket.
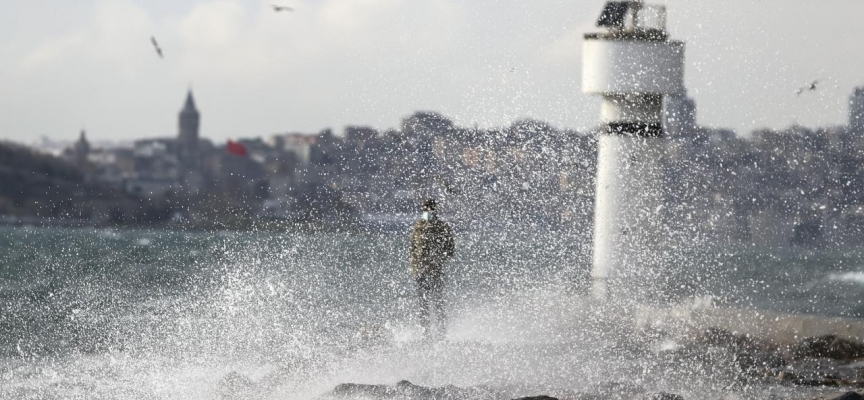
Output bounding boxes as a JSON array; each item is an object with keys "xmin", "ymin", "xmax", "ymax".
[{"xmin": 409, "ymin": 216, "xmax": 455, "ymax": 280}]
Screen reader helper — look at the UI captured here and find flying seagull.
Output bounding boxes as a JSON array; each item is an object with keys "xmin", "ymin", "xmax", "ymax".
[
  {"xmin": 271, "ymin": 4, "xmax": 294, "ymax": 12},
  {"xmin": 150, "ymin": 36, "xmax": 163, "ymax": 59},
  {"xmin": 796, "ymin": 80, "xmax": 819, "ymax": 96}
]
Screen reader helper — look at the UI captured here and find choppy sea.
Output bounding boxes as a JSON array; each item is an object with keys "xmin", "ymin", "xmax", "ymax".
[{"xmin": 1, "ymin": 226, "xmax": 863, "ymax": 399}]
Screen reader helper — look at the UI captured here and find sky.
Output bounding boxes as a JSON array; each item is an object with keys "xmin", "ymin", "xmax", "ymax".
[{"xmin": 0, "ymin": 0, "xmax": 862, "ymax": 144}]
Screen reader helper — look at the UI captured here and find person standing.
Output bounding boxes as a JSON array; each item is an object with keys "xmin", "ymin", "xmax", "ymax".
[{"xmin": 409, "ymin": 199, "xmax": 455, "ymax": 339}]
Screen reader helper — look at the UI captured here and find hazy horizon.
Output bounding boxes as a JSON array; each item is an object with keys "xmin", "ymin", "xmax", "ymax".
[{"xmin": 1, "ymin": 0, "xmax": 862, "ymax": 143}]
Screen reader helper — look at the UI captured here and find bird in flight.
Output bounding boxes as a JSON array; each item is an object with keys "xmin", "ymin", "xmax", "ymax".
[
  {"xmin": 271, "ymin": 4, "xmax": 294, "ymax": 12},
  {"xmin": 150, "ymin": 36, "xmax": 163, "ymax": 59},
  {"xmin": 795, "ymin": 80, "xmax": 819, "ymax": 96}
]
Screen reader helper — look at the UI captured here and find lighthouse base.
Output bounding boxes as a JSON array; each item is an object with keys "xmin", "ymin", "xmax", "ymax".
[{"xmin": 591, "ymin": 133, "xmax": 668, "ymax": 300}]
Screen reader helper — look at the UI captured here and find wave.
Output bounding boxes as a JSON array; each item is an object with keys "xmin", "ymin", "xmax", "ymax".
[{"xmin": 826, "ymin": 271, "xmax": 864, "ymax": 285}]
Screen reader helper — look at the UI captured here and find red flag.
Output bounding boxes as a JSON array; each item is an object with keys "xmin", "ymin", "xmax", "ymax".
[{"xmin": 226, "ymin": 140, "xmax": 248, "ymax": 157}]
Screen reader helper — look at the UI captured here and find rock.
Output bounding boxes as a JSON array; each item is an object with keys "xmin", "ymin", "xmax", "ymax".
[
  {"xmin": 218, "ymin": 371, "xmax": 256, "ymax": 398},
  {"xmin": 329, "ymin": 383, "xmax": 396, "ymax": 398},
  {"xmin": 792, "ymin": 377, "xmax": 839, "ymax": 387},
  {"xmin": 642, "ymin": 393, "xmax": 684, "ymax": 400},
  {"xmin": 775, "ymin": 355, "xmax": 864, "ymax": 387},
  {"xmin": 700, "ymin": 327, "xmax": 755, "ymax": 349},
  {"xmin": 592, "ymin": 381, "xmax": 645, "ymax": 398},
  {"xmin": 512, "ymin": 397, "xmax": 558, "ymax": 400},
  {"xmin": 776, "ymin": 370, "xmax": 839, "ymax": 387},
  {"xmin": 831, "ymin": 392, "xmax": 864, "ymax": 400},
  {"xmin": 697, "ymin": 327, "xmax": 786, "ymax": 376},
  {"xmin": 697, "ymin": 327, "xmax": 775, "ymax": 353},
  {"xmin": 324, "ymin": 380, "xmax": 501, "ymax": 399},
  {"xmin": 794, "ymin": 335, "xmax": 864, "ymax": 361},
  {"xmin": 734, "ymin": 349, "xmax": 786, "ymax": 376},
  {"xmin": 558, "ymin": 393, "xmax": 605, "ymax": 400}
]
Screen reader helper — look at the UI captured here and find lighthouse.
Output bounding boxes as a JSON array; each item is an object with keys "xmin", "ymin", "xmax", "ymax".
[{"xmin": 582, "ymin": 1, "xmax": 685, "ymax": 298}]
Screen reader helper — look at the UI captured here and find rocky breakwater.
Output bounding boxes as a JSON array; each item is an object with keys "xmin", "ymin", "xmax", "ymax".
[
  {"xmin": 319, "ymin": 380, "xmax": 692, "ymax": 400},
  {"xmin": 215, "ymin": 328, "xmax": 864, "ymax": 400},
  {"xmin": 653, "ymin": 326, "xmax": 864, "ymax": 390},
  {"xmin": 321, "ymin": 378, "xmax": 864, "ymax": 400}
]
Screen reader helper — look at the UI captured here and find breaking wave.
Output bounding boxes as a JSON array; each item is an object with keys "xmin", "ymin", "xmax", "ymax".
[
  {"xmin": 2, "ymin": 228, "xmax": 864, "ymax": 398},
  {"xmin": 826, "ymin": 271, "xmax": 864, "ymax": 285}
]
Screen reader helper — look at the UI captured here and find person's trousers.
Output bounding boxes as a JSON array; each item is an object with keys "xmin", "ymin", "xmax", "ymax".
[{"xmin": 415, "ymin": 275, "xmax": 445, "ymax": 336}]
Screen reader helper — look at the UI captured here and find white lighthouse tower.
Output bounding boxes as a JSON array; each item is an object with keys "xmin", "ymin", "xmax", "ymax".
[{"xmin": 583, "ymin": 1, "xmax": 685, "ymax": 298}]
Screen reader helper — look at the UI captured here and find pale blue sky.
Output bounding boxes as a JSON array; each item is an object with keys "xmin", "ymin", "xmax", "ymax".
[{"xmin": 1, "ymin": 0, "xmax": 862, "ymax": 143}]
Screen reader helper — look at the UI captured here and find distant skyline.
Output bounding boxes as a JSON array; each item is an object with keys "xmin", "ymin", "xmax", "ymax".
[{"xmin": 1, "ymin": 0, "xmax": 863, "ymax": 143}]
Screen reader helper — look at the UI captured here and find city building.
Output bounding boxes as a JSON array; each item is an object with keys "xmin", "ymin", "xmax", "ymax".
[
  {"xmin": 268, "ymin": 133, "xmax": 314, "ymax": 165},
  {"xmin": 850, "ymin": 86, "xmax": 864, "ymax": 134},
  {"xmin": 663, "ymin": 94, "xmax": 697, "ymax": 139}
]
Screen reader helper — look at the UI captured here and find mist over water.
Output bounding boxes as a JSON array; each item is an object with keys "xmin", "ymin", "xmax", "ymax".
[{"xmin": 1, "ymin": 226, "xmax": 863, "ymax": 399}]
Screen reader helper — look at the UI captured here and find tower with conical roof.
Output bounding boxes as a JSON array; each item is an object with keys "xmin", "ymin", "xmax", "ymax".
[
  {"xmin": 177, "ymin": 90, "xmax": 200, "ymax": 174},
  {"xmin": 73, "ymin": 129, "xmax": 90, "ymax": 167}
]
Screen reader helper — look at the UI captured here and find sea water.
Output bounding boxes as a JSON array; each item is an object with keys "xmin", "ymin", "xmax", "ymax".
[{"xmin": 0, "ymin": 226, "xmax": 862, "ymax": 399}]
